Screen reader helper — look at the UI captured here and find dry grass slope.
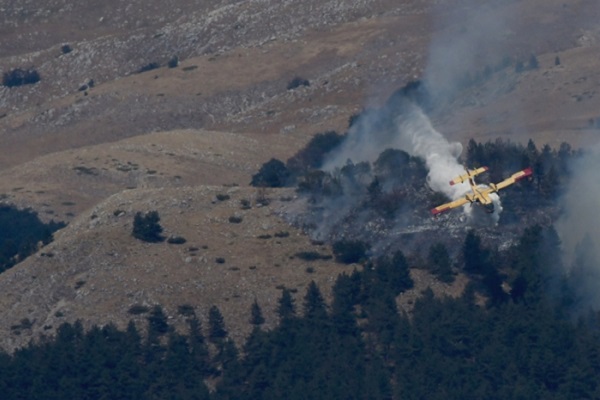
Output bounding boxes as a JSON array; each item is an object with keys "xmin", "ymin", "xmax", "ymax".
[{"xmin": 2, "ymin": 0, "xmax": 600, "ymax": 350}]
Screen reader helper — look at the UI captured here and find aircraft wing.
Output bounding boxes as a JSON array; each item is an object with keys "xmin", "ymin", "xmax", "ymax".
[
  {"xmin": 493, "ymin": 167, "xmax": 533, "ymax": 191},
  {"xmin": 431, "ymin": 197, "xmax": 471, "ymax": 215},
  {"xmin": 449, "ymin": 166, "xmax": 489, "ymax": 186}
]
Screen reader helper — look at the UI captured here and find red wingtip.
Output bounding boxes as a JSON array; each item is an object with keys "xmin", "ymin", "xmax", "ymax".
[
  {"xmin": 431, "ymin": 206, "xmax": 449, "ymax": 216},
  {"xmin": 514, "ymin": 167, "xmax": 533, "ymax": 182},
  {"xmin": 483, "ymin": 166, "xmax": 489, "ymax": 171},
  {"xmin": 449, "ymin": 180, "xmax": 455, "ymax": 186}
]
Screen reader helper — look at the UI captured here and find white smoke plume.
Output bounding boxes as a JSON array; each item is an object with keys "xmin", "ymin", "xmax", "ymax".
[
  {"xmin": 424, "ymin": 2, "xmax": 512, "ymax": 101},
  {"xmin": 556, "ymin": 144, "xmax": 600, "ymax": 309},
  {"xmin": 324, "ymin": 100, "xmax": 501, "ymax": 223}
]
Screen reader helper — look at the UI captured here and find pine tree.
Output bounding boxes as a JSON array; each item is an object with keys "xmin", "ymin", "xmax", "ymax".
[
  {"xmin": 132, "ymin": 211, "xmax": 164, "ymax": 242},
  {"xmin": 277, "ymin": 288, "xmax": 296, "ymax": 323},
  {"xmin": 463, "ymin": 230, "xmax": 486, "ymax": 274},
  {"xmin": 303, "ymin": 281, "xmax": 328, "ymax": 322},
  {"xmin": 331, "ymin": 273, "xmax": 361, "ymax": 335},
  {"xmin": 208, "ymin": 305, "xmax": 228, "ymax": 345},
  {"xmin": 147, "ymin": 305, "xmax": 169, "ymax": 340},
  {"xmin": 428, "ymin": 242, "xmax": 454, "ymax": 283},
  {"xmin": 249, "ymin": 299, "xmax": 266, "ymax": 326},
  {"xmin": 187, "ymin": 317, "xmax": 213, "ymax": 377}
]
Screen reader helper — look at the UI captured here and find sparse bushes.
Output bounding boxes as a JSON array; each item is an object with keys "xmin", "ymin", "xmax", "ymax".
[
  {"xmin": 132, "ymin": 211, "xmax": 164, "ymax": 243},
  {"xmin": 2, "ymin": 68, "xmax": 41, "ymax": 87}
]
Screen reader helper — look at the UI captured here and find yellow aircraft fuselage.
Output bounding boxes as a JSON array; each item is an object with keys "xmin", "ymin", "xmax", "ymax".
[{"xmin": 431, "ymin": 166, "xmax": 532, "ymax": 216}]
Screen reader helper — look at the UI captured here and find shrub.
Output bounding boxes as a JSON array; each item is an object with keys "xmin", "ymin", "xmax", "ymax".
[
  {"xmin": 132, "ymin": 211, "xmax": 164, "ymax": 242},
  {"xmin": 2, "ymin": 68, "xmax": 41, "ymax": 87},
  {"xmin": 287, "ymin": 76, "xmax": 310, "ymax": 90},
  {"xmin": 167, "ymin": 56, "xmax": 179, "ymax": 68},
  {"xmin": 294, "ymin": 251, "xmax": 331, "ymax": 261},
  {"xmin": 216, "ymin": 194, "xmax": 230, "ymax": 201},
  {"xmin": 228, "ymin": 216, "xmax": 243, "ymax": 224},
  {"xmin": 251, "ymin": 158, "xmax": 290, "ymax": 187},
  {"xmin": 128, "ymin": 304, "xmax": 150, "ymax": 315},
  {"xmin": 215, "ymin": 257, "xmax": 225, "ymax": 264},
  {"xmin": 73, "ymin": 165, "xmax": 98, "ymax": 175},
  {"xmin": 177, "ymin": 304, "xmax": 196, "ymax": 317},
  {"xmin": 528, "ymin": 54, "xmax": 539, "ymax": 70},
  {"xmin": 167, "ymin": 236, "xmax": 187, "ymax": 244},
  {"xmin": 61, "ymin": 44, "xmax": 72, "ymax": 54},
  {"xmin": 332, "ymin": 240, "xmax": 370, "ymax": 264},
  {"xmin": 240, "ymin": 199, "xmax": 251, "ymax": 209},
  {"xmin": 137, "ymin": 62, "xmax": 160, "ymax": 73}
]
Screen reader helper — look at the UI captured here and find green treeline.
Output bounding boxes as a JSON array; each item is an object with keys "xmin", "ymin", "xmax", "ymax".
[
  {"xmin": 1, "ymin": 226, "xmax": 599, "ymax": 399},
  {"xmin": 0, "ymin": 205, "xmax": 65, "ymax": 273}
]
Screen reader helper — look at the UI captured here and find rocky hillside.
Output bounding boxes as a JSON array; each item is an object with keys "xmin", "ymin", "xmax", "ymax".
[{"xmin": 1, "ymin": 0, "xmax": 600, "ymax": 349}]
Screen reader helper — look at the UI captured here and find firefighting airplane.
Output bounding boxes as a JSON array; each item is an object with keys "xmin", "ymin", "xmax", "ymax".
[{"xmin": 431, "ymin": 166, "xmax": 533, "ymax": 216}]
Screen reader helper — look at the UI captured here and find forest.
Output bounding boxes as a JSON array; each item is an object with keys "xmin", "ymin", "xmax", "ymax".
[{"xmin": 1, "ymin": 225, "xmax": 600, "ymax": 399}]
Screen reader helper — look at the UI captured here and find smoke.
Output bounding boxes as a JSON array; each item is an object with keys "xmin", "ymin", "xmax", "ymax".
[
  {"xmin": 307, "ymin": 1, "xmax": 518, "ymax": 236},
  {"xmin": 556, "ymin": 144, "xmax": 600, "ymax": 309},
  {"xmin": 325, "ymin": 100, "xmax": 464, "ymax": 193},
  {"xmin": 323, "ymin": 98, "xmax": 501, "ymax": 223},
  {"xmin": 424, "ymin": 1, "xmax": 512, "ymax": 101}
]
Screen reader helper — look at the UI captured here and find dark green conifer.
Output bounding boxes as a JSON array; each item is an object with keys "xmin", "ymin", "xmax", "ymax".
[
  {"xmin": 249, "ymin": 299, "xmax": 265, "ymax": 326},
  {"xmin": 208, "ymin": 305, "xmax": 228, "ymax": 344}
]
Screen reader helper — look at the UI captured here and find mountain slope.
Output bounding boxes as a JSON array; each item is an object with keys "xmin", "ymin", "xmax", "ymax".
[{"xmin": 2, "ymin": 0, "xmax": 600, "ymax": 350}]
